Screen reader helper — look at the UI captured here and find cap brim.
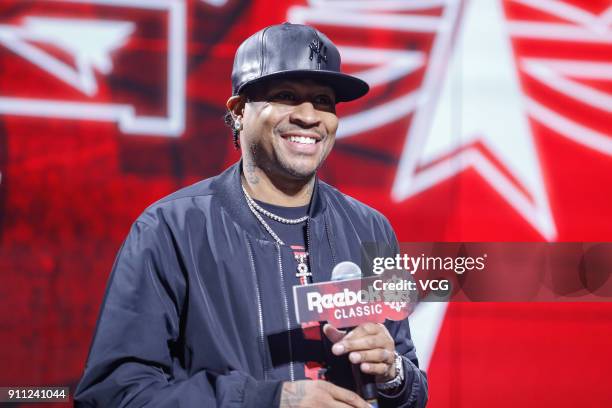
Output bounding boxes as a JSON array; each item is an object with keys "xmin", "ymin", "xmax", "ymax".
[{"xmin": 237, "ymin": 70, "xmax": 369, "ymax": 103}]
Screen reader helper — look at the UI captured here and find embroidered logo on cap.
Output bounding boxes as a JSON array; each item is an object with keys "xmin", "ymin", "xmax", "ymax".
[{"xmin": 308, "ymin": 35, "xmax": 327, "ymax": 69}]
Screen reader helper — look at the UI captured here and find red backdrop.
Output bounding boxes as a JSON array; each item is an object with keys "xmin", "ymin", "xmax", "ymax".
[{"xmin": 1, "ymin": 0, "xmax": 611, "ymax": 406}]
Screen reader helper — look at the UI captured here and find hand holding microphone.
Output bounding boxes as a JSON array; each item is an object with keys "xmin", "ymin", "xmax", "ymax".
[
  {"xmin": 324, "ymin": 262, "xmax": 402, "ymax": 403},
  {"xmin": 291, "ymin": 261, "xmax": 407, "ymax": 404},
  {"xmin": 326, "ymin": 262, "xmax": 398, "ymax": 384},
  {"xmin": 323, "ymin": 322, "xmax": 397, "ymax": 383}
]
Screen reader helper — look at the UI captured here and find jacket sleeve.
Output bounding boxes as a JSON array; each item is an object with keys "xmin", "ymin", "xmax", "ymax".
[
  {"xmin": 378, "ymin": 319, "xmax": 429, "ymax": 408},
  {"xmin": 74, "ymin": 220, "xmax": 283, "ymax": 407},
  {"xmin": 376, "ymin": 215, "xmax": 429, "ymax": 408}
]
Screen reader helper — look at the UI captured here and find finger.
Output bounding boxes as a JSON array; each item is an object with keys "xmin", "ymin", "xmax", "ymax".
[
  {"xmin": 324, "ymin": 381, "xmax": 370, "ymax": 408},
  {"xmin": 334, "ymin": 334, "xmax": 391, "ymax": 355},
  {"xmin": 324, "ymin": 401, "xmax": 360, "ymax": 408},
  {"xmin": 323, "ymin": 323, "xmax": 347, "ymax": 344},
  {"xmin": 348, "ymin": 348, "xmax": 394, "ymax": 365},
  {"xmin": 360, "ymin": 362, "xmax": 391, "ymax": 376},
  {"xmin": 343, "ymin": 322, "xmax": 381, "ymax": 340}
]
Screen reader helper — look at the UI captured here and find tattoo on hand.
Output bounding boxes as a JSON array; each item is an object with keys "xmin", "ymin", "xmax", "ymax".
[{"xmin": 281, "ymin": 382, "xmax": 305, "ymax": 408}]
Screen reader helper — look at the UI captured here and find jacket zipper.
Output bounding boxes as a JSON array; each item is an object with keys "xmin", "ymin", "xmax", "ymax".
[
  {"xmin": 306, "ymin": 219, "xmax": 313, "ymax": 280},
  {"xmin": 275, "ymin": 243, "xmax": 295, "ymax": 382},
  {"xmin": 246, "ymin": 238, "xmax": 269, "ymax": 379}
]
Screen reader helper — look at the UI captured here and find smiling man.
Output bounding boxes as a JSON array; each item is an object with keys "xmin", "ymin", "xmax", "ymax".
[{"xmin": 75, "ymin": 23, "xmax": 428, "ymax": 407}]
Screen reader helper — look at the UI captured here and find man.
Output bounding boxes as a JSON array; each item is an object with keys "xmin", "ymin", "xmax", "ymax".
[{"xmin": 75, "ymin": 23, "xmax": 428, "ymax": 407}]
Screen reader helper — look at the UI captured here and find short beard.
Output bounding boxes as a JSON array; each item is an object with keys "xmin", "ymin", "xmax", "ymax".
[
  {"xmin": 274, "ymin": 153, "xmax": 320, "ymax": 181},
  {"xmin": 246, "ymin": 142, "xmax": 320, "ymax": 186}
]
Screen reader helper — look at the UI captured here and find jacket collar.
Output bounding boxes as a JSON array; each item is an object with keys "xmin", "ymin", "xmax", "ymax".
[{"xmin": 214, "ymin": 159, "xmax": 327, "ymax": 241}]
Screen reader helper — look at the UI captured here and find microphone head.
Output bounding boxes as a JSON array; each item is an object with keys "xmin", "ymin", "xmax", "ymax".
[{"xmin": 331, "ymin": 261, "xmax": 362, "ymax": 281}]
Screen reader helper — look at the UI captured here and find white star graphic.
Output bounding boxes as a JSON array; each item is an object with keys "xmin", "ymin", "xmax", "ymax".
[{"xmin": 392, "ymin": 0, "xmax": 556, "ymax": 240}]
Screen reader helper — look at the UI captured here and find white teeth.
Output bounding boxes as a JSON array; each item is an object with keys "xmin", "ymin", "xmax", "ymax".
[{"xmin": 288, "ymin": 136, "xmax": 316, "ymax": 144}]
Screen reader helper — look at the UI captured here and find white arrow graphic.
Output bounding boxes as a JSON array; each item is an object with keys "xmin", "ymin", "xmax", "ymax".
[
  {"xmin": 0, "ymin": 16, "xmax": 135, "ymax": 96},
  {"xmin": 0, "ymin": 0, "xmax": 187, "ymax": 137}
]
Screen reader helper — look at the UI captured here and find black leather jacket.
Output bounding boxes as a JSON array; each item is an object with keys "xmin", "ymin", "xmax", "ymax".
[{"xmin": 75, "ymin": 160, "xmax": 428, "ymax": 407}]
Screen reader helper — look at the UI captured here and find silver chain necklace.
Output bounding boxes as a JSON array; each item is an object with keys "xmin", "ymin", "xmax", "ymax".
[
  {"xmin": 241, "ymin": 183, "xmax": 312, "ymax": 283},
  {"xmin": 243, "ymin": 189, "xmax": 287, "ymax": 245},
  {"xmin": 241, "ymin": 185, "xmax": 309, "ymax": 224}
]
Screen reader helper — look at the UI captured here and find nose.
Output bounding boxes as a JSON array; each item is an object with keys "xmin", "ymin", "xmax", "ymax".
[{"xmin": 289, "ymin": 101, "xmax": 321, "ymax": 128}]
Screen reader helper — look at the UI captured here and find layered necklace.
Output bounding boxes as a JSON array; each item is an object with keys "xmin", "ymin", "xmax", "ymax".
[{"xmin": 242, "ymin": 184, "xmax": 312, "ymax": 284}]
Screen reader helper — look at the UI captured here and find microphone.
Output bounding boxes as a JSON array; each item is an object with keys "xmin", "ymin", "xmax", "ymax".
[
  {"xmin": 330, "ymin": 262, "xmax": 378, "ymax": 405},
  {"xmin": 331, "ymin": 261, "xmax": 362, "ymax": 281}
]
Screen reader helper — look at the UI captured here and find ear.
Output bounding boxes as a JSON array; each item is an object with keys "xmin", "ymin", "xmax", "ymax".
[{"xmin": 226, "ymin": 95, "xmax": 245, "ymax": 118}]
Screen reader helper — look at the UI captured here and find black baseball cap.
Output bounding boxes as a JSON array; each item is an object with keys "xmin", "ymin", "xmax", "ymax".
[{"xmin": 231, "ymin": 22, "xmax": 369, "ymax": 102}]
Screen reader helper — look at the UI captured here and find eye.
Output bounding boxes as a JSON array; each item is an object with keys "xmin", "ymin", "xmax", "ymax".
[
  {"xmin": 271, "ymin": 91, "xmax": 297, "ymax": 102},
  {"xmin": 315, "ymin": 94, "xmax": 332, "ymax": 104},
  {"xmin": 314, "ymin": 94, "xmax": 335, "ymax": 109}
]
